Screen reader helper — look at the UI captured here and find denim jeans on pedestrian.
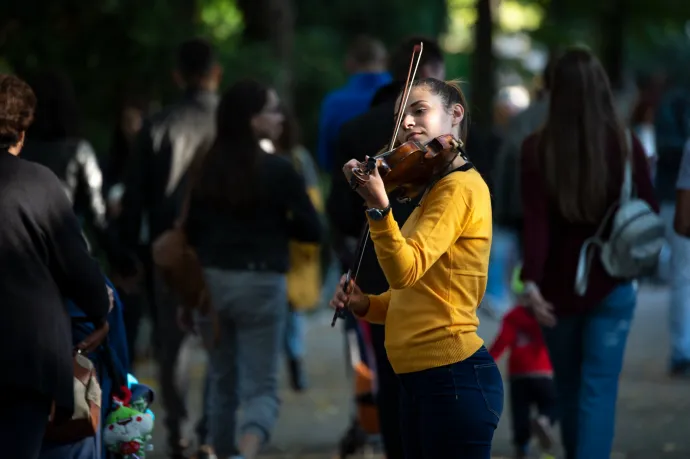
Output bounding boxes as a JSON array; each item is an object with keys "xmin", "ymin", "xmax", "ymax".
[
  {"xmin": 284, "ymin": 309, "xmax": 305, "ymax": 360},
  {"xmin": 397, "ymin": 346, "xmax": 504, "ymax": 459},
  {"xmin": 669, "ymin": 229, "xmax": 690, "ymax": 368},
  {"xmin": 40, "ymin": 429, "xmax": 100, "ymax": 459},
  {"xmin": 542, "ymin": 282, "xmax": 637, "ymax": 459},
  {"xmin": 199, "ymin": 268, "xmax": 287, "ymax": 457},
  {"xmin": 656, "ymin": 202, "xmax": 675, "ymax": 283}
]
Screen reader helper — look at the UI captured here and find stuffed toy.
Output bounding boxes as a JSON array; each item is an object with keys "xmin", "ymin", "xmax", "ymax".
[{"xmin": 104, "ymin": 382, "xmax": 155, "ymax": 458}]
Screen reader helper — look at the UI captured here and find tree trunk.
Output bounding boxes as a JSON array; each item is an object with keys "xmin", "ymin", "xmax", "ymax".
[
  {"xmin": 237, "ymin": 0, "xmax": 272, "ymax": 42},
  {"xmin": 600, "ymin": 0, "xmax": 625, "ymax": 91},
  {"xmin": 269, "ymin": 0, "xmax": 295, "ymax": 108},
  {"xmin": 470, "ymin": 0, "xmax": 494, "ymax": 137},
  {"xmin": 236, "ymin": 0, "xmax": 295, "ymax": 109}
]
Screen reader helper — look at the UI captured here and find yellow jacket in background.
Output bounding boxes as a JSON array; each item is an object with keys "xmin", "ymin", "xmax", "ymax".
[{"xmin": 287, "ymin": 146, "xmax": 323, "ymax": 311}]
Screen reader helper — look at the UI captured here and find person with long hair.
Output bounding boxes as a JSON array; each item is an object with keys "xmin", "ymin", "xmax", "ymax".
[
  {"xmin": 330, "ymin": 77, "xmax": 504, "ymax": 458},
  {"xmin": 184, "ymin": 79, "xmax": 322, "ymax": 459},
  {"xmin": 327, "ymin": 37, "xmax": 446, "ymax": 458},
  {"xmin": 519, "ymin": 48, "xmax": 659, "ymax": 459}
]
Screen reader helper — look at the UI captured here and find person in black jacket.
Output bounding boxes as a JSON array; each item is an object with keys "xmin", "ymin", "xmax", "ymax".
[
  {"xmin": 21, "ymin": 70, "xmax": 108, "ymax": 233},
  {"xmin": 326, "ymin": 36, "xmax": 445, "ymax": 458},
  {"xmin": 0, "ymin": 74, "xmax": 110, "ymax": 458},
  {"xmin": 185, "ymin": 78, "xmax": 321, "ymax": 459}
]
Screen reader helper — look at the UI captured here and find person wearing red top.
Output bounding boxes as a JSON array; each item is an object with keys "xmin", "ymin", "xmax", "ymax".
[
  {"xmin": 519, "ymin": 48, "xmax": 659, "ymax": 459},
  {"xmin": 490, "ymin": 304, "xmax": 556, "ymax": 459}
]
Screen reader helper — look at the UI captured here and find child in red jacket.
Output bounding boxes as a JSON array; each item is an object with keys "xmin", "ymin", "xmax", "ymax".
[{"xmin": 489, "ymin": 272, "xmax": 557, "ymax": 459}]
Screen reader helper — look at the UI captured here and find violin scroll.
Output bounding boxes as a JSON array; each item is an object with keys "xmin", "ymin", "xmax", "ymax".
[{"xmin": 349, "ymin": 156, "xmax": 390, "ymax": 190}]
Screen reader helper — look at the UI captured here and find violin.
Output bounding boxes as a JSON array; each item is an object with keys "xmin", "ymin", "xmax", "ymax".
[
  {"xmin": 349, "ymin": 133, "xmax": 464, "ymax": 202},
  {"xmin": 331, "ymin": 42, "xmax": 465, "ymax": 327}
]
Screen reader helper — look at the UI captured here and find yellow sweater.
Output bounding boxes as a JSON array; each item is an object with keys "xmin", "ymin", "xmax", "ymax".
[{"xmin": 358, "ymin": 167, "xmax": 492, "ymax": 374}]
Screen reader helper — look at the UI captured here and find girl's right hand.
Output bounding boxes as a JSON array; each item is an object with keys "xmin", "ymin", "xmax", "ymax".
[{"xmin": 329, "ymin": 274, "xmax": 370, "ymax": 316}]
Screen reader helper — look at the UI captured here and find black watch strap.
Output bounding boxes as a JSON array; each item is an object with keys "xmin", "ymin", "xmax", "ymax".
[{"xmin": 366, "ymin": 204, "xmax": 391, "ymax": 220}]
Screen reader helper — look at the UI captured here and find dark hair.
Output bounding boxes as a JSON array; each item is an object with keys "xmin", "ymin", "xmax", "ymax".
[
  {"xmin": 0, "ymin": 74, "xmax": 36, "ymax": 149},
  {"xmin": 407, "ymin": 77, "xmax": 469, "ymax": 144},
  {"xmin": 390, "ymin": 36, "xmax": 444, "ymax": 82},
  {"xmin": 176, "ymin": 38, "xmax": 216, "ymax": 86},
  {"xmin": 194, "ymin": 78, "xmax": 269, "ymax": 211},
  {"xmin": 347, "ymin": 35, "xmax": 387, "ymax": 66},
  {"xmin": 542, "ymin": 52, "xmax": 557, "ymax": 92},
  {"xmin": 538, "ymin": 47, "xmax": 626, "ymax": 224},
  {"xmin": 276, "ymin": 103, "xmax": 300, "ymax": 154},
  {"xmin": 25, "ymin": 70, "xmax": 78, "ymax": 141},
  {"xmin": 107, "ymin": 100, "xmax": 147, "ymax": 186}
]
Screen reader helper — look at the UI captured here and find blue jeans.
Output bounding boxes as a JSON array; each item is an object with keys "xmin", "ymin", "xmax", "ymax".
[
  {"xmin": 397, "ymin": 346, "xmax": 504, "ymax": 458},
  {"xmin": 542, "ymin": 283, "xmax": 636, "ymax": 459},
  {"xmin": 200, "ymin": 269, "xmax": 287, "ymax": 457},
  {"xmin": 669, "ymin": 228, "xmax": 690, "ymax": 367},
  {"xmin": 657, "ymin": 202, "xmax": 675, "ymax": 283},
  {"xmin": 284, "ymin": 309, "xmax": 305, "ymax": 360},
  {"xmin": 40, "ymin": 429, "xmax": 100, "ymax": 459}
]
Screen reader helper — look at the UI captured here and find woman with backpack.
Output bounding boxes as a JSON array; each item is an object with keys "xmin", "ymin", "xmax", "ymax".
[{"xmin": 519, "ymin": 47, "xmax": 661, "ymax": 459}]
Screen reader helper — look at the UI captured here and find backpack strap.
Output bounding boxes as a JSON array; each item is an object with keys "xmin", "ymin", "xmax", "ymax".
[
  {"xmin": 574, "ymin": 201, "xmax": 619, "ymax": 296},
  {"xmin": 172, "ymin": 139, "xmax": 211, "ymax": 230},
  {"xmin": 575, "ymin": 129, "xmax": 633, "ymax": 296}
]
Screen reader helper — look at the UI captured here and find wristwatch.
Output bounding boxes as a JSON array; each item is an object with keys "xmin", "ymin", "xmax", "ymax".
[{"xmin": 366, "ymin": 204, "xmax": 391, "ymax": 221}]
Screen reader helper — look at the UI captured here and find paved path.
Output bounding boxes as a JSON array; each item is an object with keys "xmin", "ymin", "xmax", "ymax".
[{"xmin": 137, "ymin": 284, "xmax": 690, "ymax": 458}]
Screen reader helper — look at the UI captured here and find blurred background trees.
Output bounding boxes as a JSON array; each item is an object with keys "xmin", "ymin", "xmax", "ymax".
[{"xmin": 2, "ymin": 0, "xmax": 690, "ymax": 154}]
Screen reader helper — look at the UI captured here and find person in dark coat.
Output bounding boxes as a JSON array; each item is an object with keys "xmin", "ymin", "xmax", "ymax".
[{"xmin": 0, "ymin": 74, "xmax": 110, "ymax": 459}]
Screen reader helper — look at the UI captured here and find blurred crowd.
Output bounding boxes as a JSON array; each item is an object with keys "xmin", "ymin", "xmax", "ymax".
[{"xmin": 1, "ymin": 28, "xmax": 690, "ymax": 459}]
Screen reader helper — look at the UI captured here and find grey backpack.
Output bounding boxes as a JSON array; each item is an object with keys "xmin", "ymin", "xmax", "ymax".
[{"xmin": 575, "ymin": 131, "xmax": 666, "ymax": 296}]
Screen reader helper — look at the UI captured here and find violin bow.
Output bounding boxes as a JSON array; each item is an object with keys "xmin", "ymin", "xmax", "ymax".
[{"xmin": 331, "ymin": 43, "xmax": 424, "ymax": 327}]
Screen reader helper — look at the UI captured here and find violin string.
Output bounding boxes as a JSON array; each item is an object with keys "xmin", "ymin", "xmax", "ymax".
[
  {"xmin": 335, "ymin": 43, "xmax": 425, "ymax": 327},
  {"xmin": 388, "ymin": 44, "xmax": 424, "ymax": 151},
  {"xmin": 353, "ymin": 228, "xmax": 370, "ymax": 284},
  {"xmin": 353, "ymin": 43, "xmax": 424, "ymax": 284},
  {"xmin": 353, "ymin": 45, "xmax": 423, "ymax": 189}
]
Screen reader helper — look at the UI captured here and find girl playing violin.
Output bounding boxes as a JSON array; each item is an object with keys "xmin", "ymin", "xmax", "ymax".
[{"xmin": 331, "ymin": 77, "xmax": 504, "ymax": 458}]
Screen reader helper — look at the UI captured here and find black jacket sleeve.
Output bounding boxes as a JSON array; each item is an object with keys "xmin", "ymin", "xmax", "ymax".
[
  {"xmin": 41, "ymin": 168, "xmax": 110, "ymax": 320},
  {"xmin": 326, "ymin": 121, "xmax": 367, "ymax": 239},
  {"xmin": 284, "ymin": 163, "xmax": 322, "ymax": 243},
  {"xmin": 117, "ymin": 122, "xmax": 155, "ymax": 249}
]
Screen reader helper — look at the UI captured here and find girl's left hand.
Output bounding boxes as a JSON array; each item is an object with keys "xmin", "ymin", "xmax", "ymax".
[
  {"xmin": 521, "ymin": 283, "xmax": 557, "ymax": 327},
  {"xmin": 342, "ymin": 157, "xmax": 389, "ymax": 209}
]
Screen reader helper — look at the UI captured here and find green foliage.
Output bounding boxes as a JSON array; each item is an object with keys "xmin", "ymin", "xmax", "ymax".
[
  {"xmin": 291, "ymin": 28, "xmax": 349, "ymax": 149},
  {"xmin": 3, "ymin": 0, "xmax": 690, "ymax": 158},
  {"xmin": 0, "ymin": 0, "xmax": 197, "ymax": 153},
  {"xmin": 199, "ymin": 0, "xmax": 244, "ymax": 42}
]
